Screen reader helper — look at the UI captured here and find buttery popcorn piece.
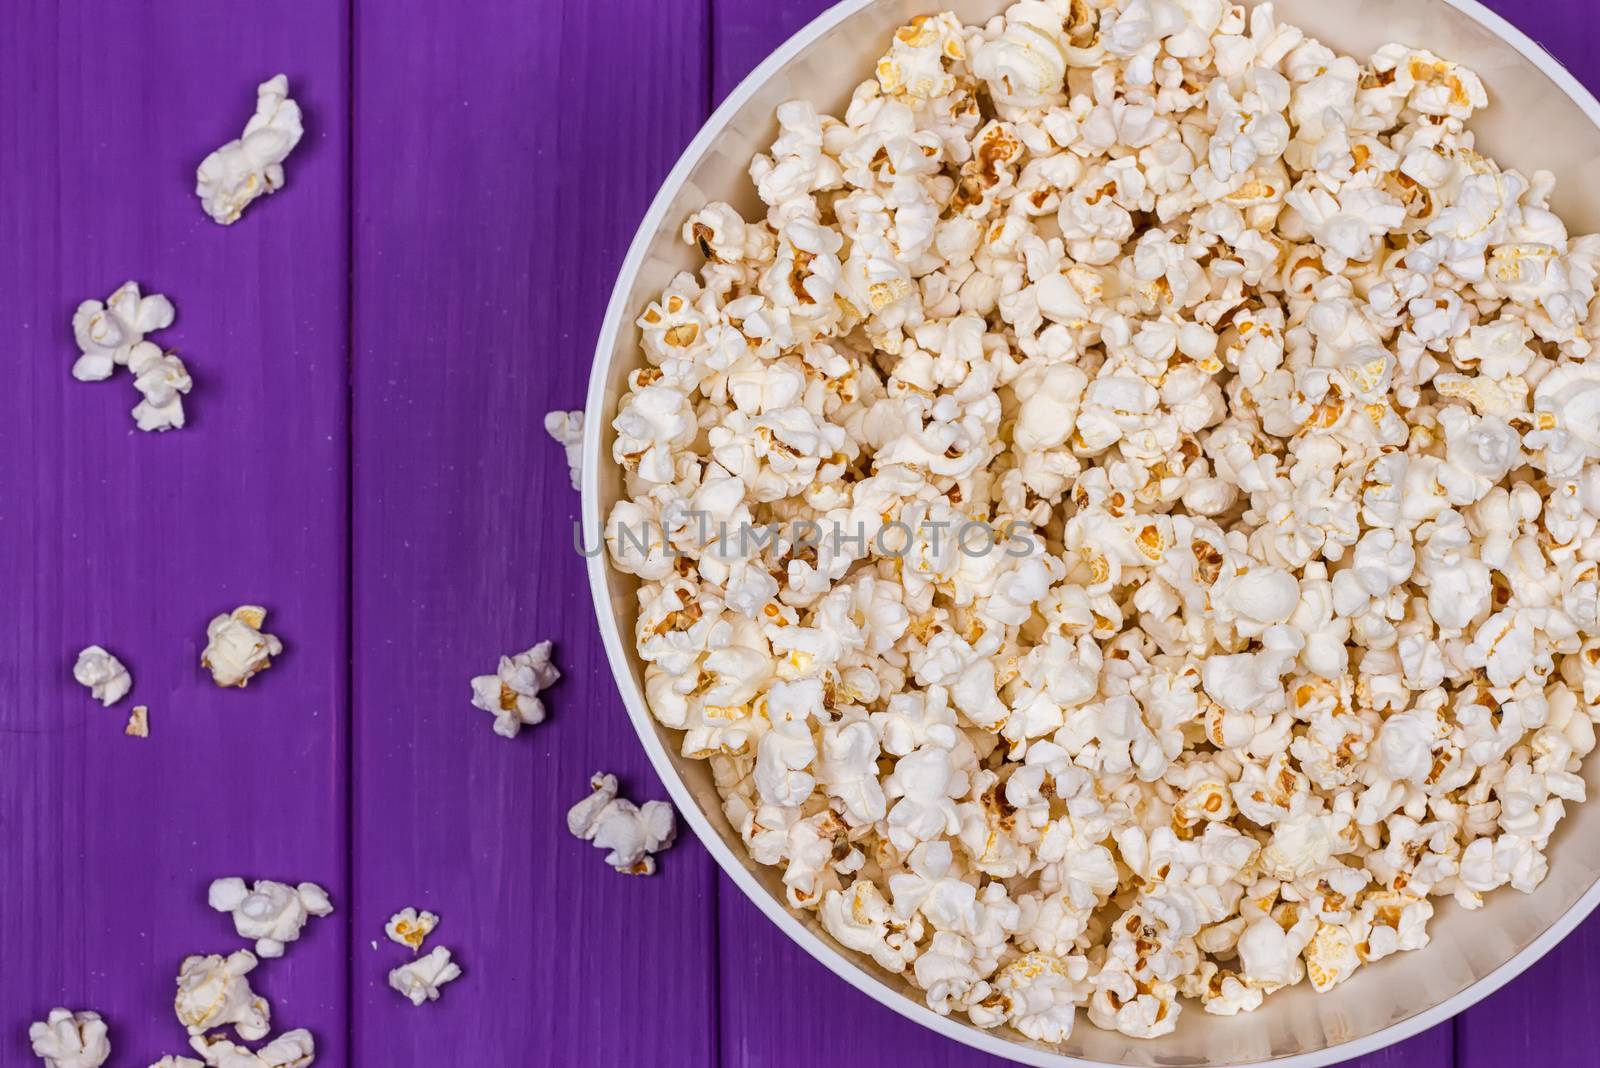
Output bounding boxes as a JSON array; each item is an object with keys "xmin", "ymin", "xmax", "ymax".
[
  {"xmin": 184, "ymin": 1029, "xmax": 315, "ymax": 1068},
  {"xmin": 174, "ymin": 951, "xmax": 271, "ymax": 1039},
  {"xmin": 567, "ymin": 772, "xmax": 677, "ymax": 875},
  {"xmin": 28, "ymin": 1009, "xmax": 109, "ymax": 1068},
  {"xmin": 126, "ymin": 705, "xmax": 150, "ymax": 738},
  {"xmin": 470, "ymin": 640, "xmax": 559, "ymax": 738},
  {"xmin": 388, "ymin": 946, "xmax": 462, "ymax": 1006},
  {"xmin": 208, "ymin": 877, "xmax": 333, "ymax": 958},
  {"xmin": 385, "ymin": 907, "xmax": 439, "ymax": 952},
  {"xmin": 202, "ymin": 606, "xmax": 283, "ymax": 688},
  {"xmin": 196, "ymin": 75, "xmax": 304, "ymax": 225},
  {"xmin": 73, "ymin": 645, "xmax": 131, "ymax": 706}
]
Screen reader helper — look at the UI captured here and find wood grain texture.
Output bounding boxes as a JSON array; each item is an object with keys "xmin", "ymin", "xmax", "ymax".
[
  {"xmin": 2, "ymin": 0, "xmax": 1598, "ymax": 1066},
  {"xmin": 0, "ymin": 1, "xmax": 350, "ymax": 1065},
  {"xmin": 349, "ymin": 0, "xmax": 715, "ymax": 1065}
]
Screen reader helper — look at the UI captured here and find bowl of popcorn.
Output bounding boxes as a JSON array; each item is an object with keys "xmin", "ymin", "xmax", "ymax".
[{"xmin": 583, "ymin": 0, "xmax": 1600, "ymax": 1062}]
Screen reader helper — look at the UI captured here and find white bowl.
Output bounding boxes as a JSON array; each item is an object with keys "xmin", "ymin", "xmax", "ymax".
[{"xmin": 583, "ymin": 2, "xmax": 1600, "ymax": 1064}]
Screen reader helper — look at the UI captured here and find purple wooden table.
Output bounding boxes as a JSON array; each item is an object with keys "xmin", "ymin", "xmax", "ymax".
[{"xmin": 3, "ymin": 1, "xmax": 1599, "ymax": 1065}]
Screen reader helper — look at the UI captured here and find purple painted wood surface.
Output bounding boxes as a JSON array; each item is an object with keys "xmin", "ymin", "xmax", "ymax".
[
  {"xmin": 1, "ymin": 0, "xmax": 1598, "ymax": 1066},
  {"xmin": 0, "ymin": 2, "xmax": 350, "ymax": 1066},
  {"xmin": 348, "ymin": 0, "xmax": 717, "ymax": 1066}
]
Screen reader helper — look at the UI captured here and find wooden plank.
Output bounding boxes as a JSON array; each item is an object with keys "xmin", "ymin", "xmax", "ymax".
[
  {"xmin": 1455, "ymin": 917, "xmax": 1600, "ymax": 1067},
  {"xmin": 1348, "ymin": 1024, "xmax": 1453, "ymax": 1068},
  {"xmin": 0, "ymin": 1, "xmax": 350, "ymax": 1065},
  {"xmin": 349, "ymin": 0, "xmax": 716, "ymax": 1064}
]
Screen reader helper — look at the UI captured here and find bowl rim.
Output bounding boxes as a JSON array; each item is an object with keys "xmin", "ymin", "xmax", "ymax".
[{"xmin": 582, "ymin": 1, "xmax": 1600, "ymax": 1063}]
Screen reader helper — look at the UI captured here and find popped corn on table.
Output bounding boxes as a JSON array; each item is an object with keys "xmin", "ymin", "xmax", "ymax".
[{"xmin": 4, "ymin": 0, "xmax": 1600, "ymax": 1064}]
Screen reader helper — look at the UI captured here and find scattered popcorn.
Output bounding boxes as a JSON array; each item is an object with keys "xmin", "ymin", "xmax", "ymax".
[
  {"xmin": 174, "ymin": 951, "xmax": 271, "ymax": 1040},
  {"xmin": 71, "ymin": 282, "xmax": 173, "ymax": 383},
  {"xmin": 566, "ymin": 772, "xmax": 677, "ymax": 875},
  {"xmin": 70, "ymin": 283, "xmax": 191, "ymax": 431},
  {"xmin": 208, "ymin": 877, "xmax": 333, "ymax": 958},
  {"xmin": 544, "ymin": 410, "xmax": 585, "ymax": 490},
  {"xmin": 387, "ymin": 946, "xmax": 462, "ymax": 1006},
  {"xmin": 183, "ymin": 1029, "xmax": 315, "ymax": 1068},
  {"xmin": 126, "ymin": 705, "xmax": 150, "ymax": 738},
  {"xmin": 28, "ymin": 1009, "xmax": 109, "ymax": 1068},
  {"xmin": 605, "ymin": 0, "xmax": 1600, "ymax": 1041},
  {"xmin": 72, "ymin": 646, "xmax": 131, "ymax": 706},
  {"xmin": 196, "ymin": 75, "xmax": 304, "ymax": 225},
  {"xmin": 202, "ymin": 606, "xmax": 283, "ymax": 688},
  {"xmin": 470, "ymin": 640, "xmax": 559, "ymax": 738},
  {"xmin": 385, "ymin": 907, "xmax": 439, "ymax": 952}
]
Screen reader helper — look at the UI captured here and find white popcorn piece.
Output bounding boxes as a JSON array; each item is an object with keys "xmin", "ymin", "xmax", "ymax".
[
  {"xmin": 28, "ymin": 1009, "xmax": 110, "ymax": 1068},
  {"xmin": 196, "ymin": 75, "xmax": 304, "ymax": 225},
  {"xmin": 544, "ymin": 410, "xmax": 585, "ymax": 491},
  {"xmin": 601, "ymin": 0, "xmax": 1600, "ymax": 1040},
  {"xmin": 820, "ymin": 880, "xmax": 923, "ymax": 973},
  {"xmin": 126, "ymin": 705, "xmax": 150, "ymax": 738},
  {"xmin": 979, "ymin": 952, "xmax": 1091, "ymax": 1043},
  {"xmin": 72, "ymin": 645, "xmax": 131, "ymax": 706},
  {"xmin": 128, "ymin": 342, "xmax": 193, "ymax": 432},
  {"xmin": 173, "ymin": 951, "xmax": 271, "ymax": 1040},
  {"xmin": 385, "ymin": 907, "xmax": 440, "ymax": 952},
  {"xmin": 201, "ymin": 606, "xmax": 283, "ymax": 688},
  {"xmin": 184, "ymin": 1029, "xmax": 315, "ymax": 1068},
  {"xmin": 71, "ymin": 281, "xmax": 174, "ymax": 383},
  {"xmin": 69, "ymin": 282, "xmax": 192, "ymax": 430},
  {"xmin": 208, "ymin": 877, "xmax": 334, "ymax": 958},
  {"xmin": 470, "ymin": 640, "xmax": 559, "ymax": 738},
  {"xmin": 567, "ymin": 771, "xmax": 677, "ymax": 875},
  {"xmin": 388, "ymin": 946, "xmax": 463, "ymax": 1006}
]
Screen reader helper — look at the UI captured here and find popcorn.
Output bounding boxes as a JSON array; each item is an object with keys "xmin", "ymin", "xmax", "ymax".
[
  {"xmin": 28, "ymin": 1009, "xmax": 110, "ymax": 1068},
  {"xmin": 126, "ymin": 705, "xmax": 150, "ymax": 738},
  {"xmin": 201, "ymin": 606, "xmax": 283, "ymax": 688},
  {"xmin": 207, "ymin": 877, "xmax": 333, "ymax": 958},
  {"xmin": 73, "ymin": 645, "xmax": 131, "ymax": 706},
  {"xmin": 196, "ymin": 75, "xmax": 304, "ymax": 225},
  {"xmin": 386, "ymin": 907, "xmax": 440, "ymax": 952},
  {"xmin": 970, "ymin": 3, "xmax": 1076, "ymax": 112},
  {"xmin": 72, "ymin": 281, "xmax": 175, "ymax": 383},
  {"xmin": 978, "ymin": 952, "xmax": 1091, "ymax": 1043},
  {"xmin": 604, "ymin": 1, "xmax": 1600, "ymax": 1041},
  {"xmin": 544, "ymin": 410, "xmax": 585, "ymax": 491},
  {"xmin": 174, "ymin": 951, "xmax": 271, "ymax": 1039},
  {"xmin": 129, "ymin": 343, "xmax": 193, "ymax": 432},
  {"xmin": 875, "ymin": 13, "xmax": 965, "ymax": 101},
  {"xmin": 566, "ymin": 772, "xmax": 677, "ymax": 875},
  {"xmin": 185, "ymin": 1029, "xmax": 316, "ymax": 1068},
  {"xmin": 388, "ymin": 946, "xmax": 463, "ymax": 1006},
  {"xmin": 470, "ymin": 640, "xmax": 560, "ymax": 738},
  {"xmin": 820, "ymin": 880, "xmax": 923, "ymax": 973}
]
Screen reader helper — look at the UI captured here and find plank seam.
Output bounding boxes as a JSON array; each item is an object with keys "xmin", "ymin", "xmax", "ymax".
[{"xmin": 344, "ymin": 0, "xmax": 359, "ymax": 1059}]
